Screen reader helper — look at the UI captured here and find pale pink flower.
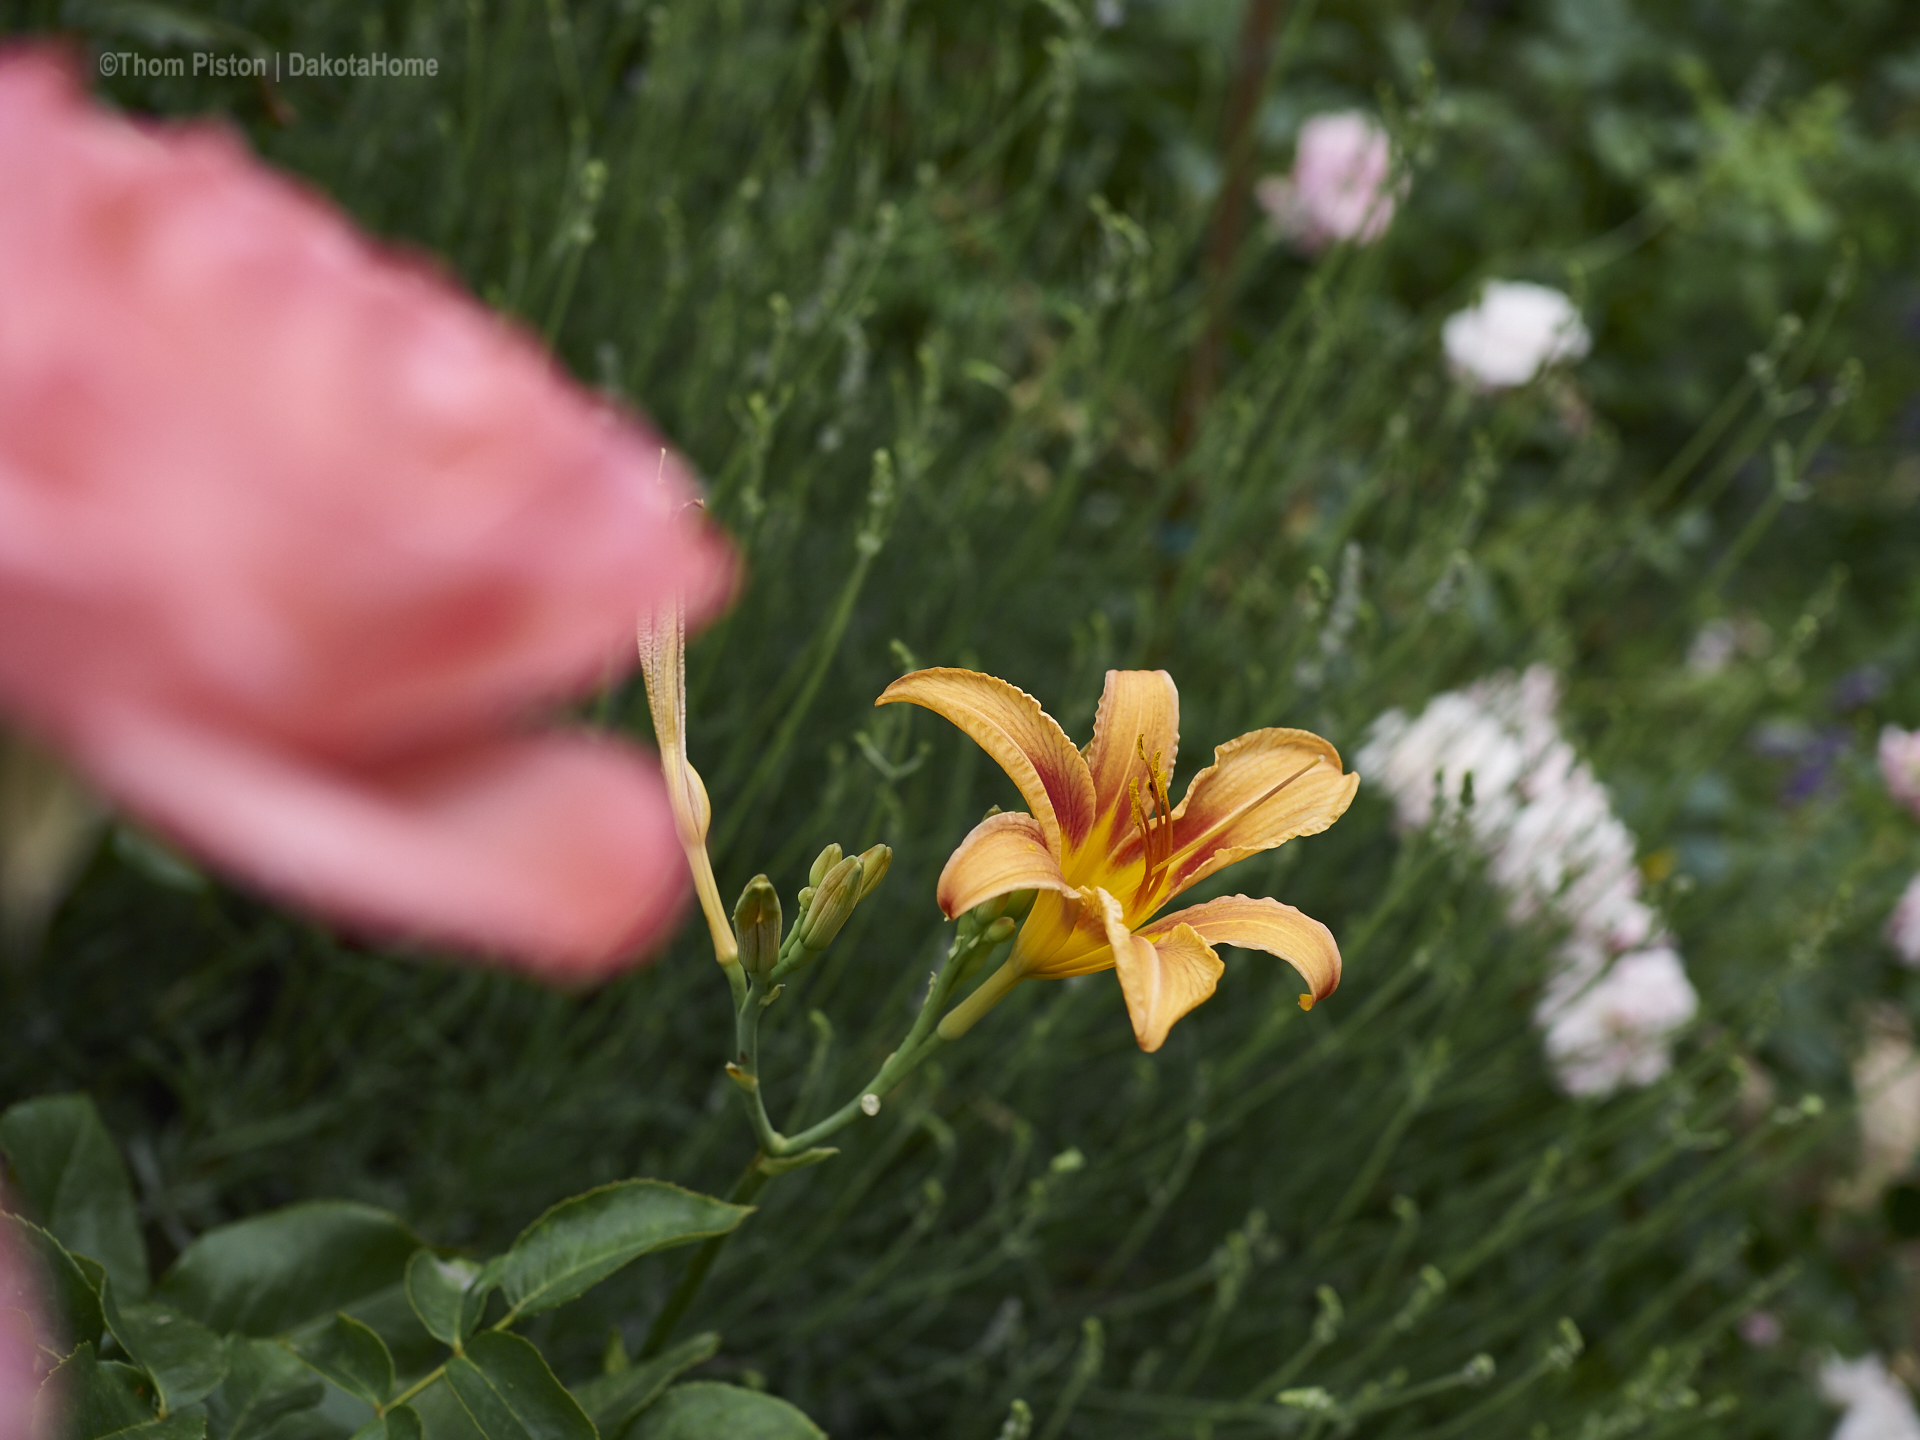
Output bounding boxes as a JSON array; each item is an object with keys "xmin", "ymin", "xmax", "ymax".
[
  {"xmin": 1738, "ymin": 1310, "xmax": 1782, "ymax": 1348},
  {"xmin": 1256, "ymin": 112, "xmax": 1400, "ymax": 253},
  {"xmin": 0, "ymin": 52, "xmax": 733, "ymax": 978},
  {"xmin": 1888, "ymin": 874, "xmax": 1920, "ymax": 967},
  {"xmin": 1880, "ymin": 727, "xmax": 1920, "ymax": 820},
  {"xmin": 0, "ymin": 1216, "xmax": 48, "ymax": 1440},
  {"xmin": 1442, "ymin": 282, "xmax": 1591, "ymax": 391}
]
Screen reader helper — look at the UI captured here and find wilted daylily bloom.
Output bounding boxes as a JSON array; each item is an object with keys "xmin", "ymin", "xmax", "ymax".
[{"xmin": 877, "ymin": 669, "xmax": 1359, "ymax": 1051}]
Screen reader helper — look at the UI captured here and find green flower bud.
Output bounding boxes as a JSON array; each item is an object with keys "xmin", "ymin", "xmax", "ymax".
[
  {"xmin": 1003, "ymin": 889, "xmax": 1037, "ymax": 922},
  {"xmin": 854, "ymin": 844, "xmax": 892, "ymax": 900},
  {"xmin": 797, "ymin": 856, "xmax": 863, "ymax": 952},
  {"xmin": 732, "ymin": 875, "xmax": 782, "ymax": 982},
  {"xmin": 796, "ymin": 885, "xmax": 816, "ymax": 915},
  {"xmin": 965, "ymin": 893, "xmax": 1009, "ymax": 931},
  {"xmin": 808, "ymin": 843, "xmax": 844, "ymax": 888}
]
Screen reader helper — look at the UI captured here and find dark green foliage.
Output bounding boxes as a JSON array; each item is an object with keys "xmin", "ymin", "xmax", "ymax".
[
  {"xmin": 101, "ymin": 1281, "xmax": 230, "ymax": 1414},
  {"xmin": 574, "ymin": 1333, "xmax": 720, "ymax": 1439},
  {"xmin": 497, "ymin": 1182, "xmax": 753, "ymax": 1320},
  {"xmin": 4, "ymin": 0, "xmax": 1920, "ymax": 1436},
  {"xmin": 1, "ymin": 1095, "xmax": 149, "ymax": 1298},
  {"xmin": 288, "ymin": 1313, "xmax": 395, "ymax": 1407},
  {"xmin": 624, "ymin": 1382, "xmax": 823, "ymax": 1440},
  {"xmin": 442, "ymin": 1333, "xmax": 596, "ymax": 1440},
  {"xmin": 159, "ymin": 1203, "xmax": 422, "ymax": 1337}
]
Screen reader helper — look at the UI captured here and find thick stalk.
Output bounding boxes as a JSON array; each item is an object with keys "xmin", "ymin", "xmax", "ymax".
[
  {"xmin": 649, "ymin": 922, "xmax": 1010, "ymax": 1351},
  {"xmin": 638, "ymin": 1157, "xmax": 770, "ymax": 1358}
]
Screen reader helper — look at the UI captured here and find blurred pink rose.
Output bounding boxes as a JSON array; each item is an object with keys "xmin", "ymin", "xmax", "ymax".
[
  {"xmin": 0, "ymin": 1217, "xmax": 46, "ymax": 1440},
  {"xmin": 1255, "ymin": 111, "xmax": 1401, "ymax": 253},
  {"xmin": 0, "ymin": 52, "xmax": 733, "ymax": 978},
  {"xmin": 1880, "ymin": 727, "xmax": 1920, "ymax": 820}
]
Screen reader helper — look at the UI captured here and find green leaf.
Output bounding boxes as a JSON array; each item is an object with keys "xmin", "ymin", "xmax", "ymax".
[
  {"xmin": 572, "ymin": 1334, "xmax": 718, "ymax": 1440},
  {"xmin": 336, "ymin": 1280, "xmax": 445, "ymax": 1382},
  {"xmin": 0, "ymin": 1093, "xmax": 149, "ymax": 1296},
  {"xmin": 404, "ymin": 1252, "xmax": 481, "ymax": 1347},
  {"xmin": 625, "ymin": 1384, "xmax": 823, "ymax": 1440},
  {"xmin": 43, "ymin": 1342, "xmax": 155, "ymax": 1440},
  {"xmin": 103, "ymin": 1276, "xmax": 230, "ymax": 1414},
  {"xmin": 3, "ymin": 1211, "xmax": 106, "ymax": 1346},
  {"xmin": 37, "ymin": 1342, "xmax": 206, "ymax": 1439},
  {"xmin": 410, "ymin": 1378, "xmax": 486, "ymax": 1440},
  {"xmin": 442, "ymin": 1331, "xmax": 596, "ymax": 1440},
  {"xmin": 159, "ymin": 1202, "xmax": 421, "ymax": 1336},
  {"xmin": 349, "ymin": 1405, "xmax": 422, "ymax": 1440},
  {"xmin": 203, "ymin": 1338, "xmax": 325, "ymax": 1440},
  {"xmin": 287, "ymin": 1312, "xmax": 394, "ymax": 1406},
  {"xmin": 499, "ymin": 1182, "xmax": 751, "ymax": 1320},
  {"xmin": 461, "ymin": 1258, "xmax": 506, "ymax": 1339}
]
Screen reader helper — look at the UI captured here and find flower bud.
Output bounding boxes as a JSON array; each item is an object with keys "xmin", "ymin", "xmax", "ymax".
[
  {"xmin": 797, "ymin": 885, "xmax": 816, "ymax": 914},
  {"xmin": 808, "ymin": 843, "xmax": 844, "ymax": 888},
  {"xmin": 1003, "ymin": 888, "xmax": 1037, "ymax": 922},
  {"xmin": 854, "ymin": 844, "xmax": 892, "ymax": 901},
  {"xmin": 732, "ymin": 875, "xmax": 782, "ymax": 982},
  {"xmin": 797, "ymin": 855, "xmax": 863, "ymax": 952}
]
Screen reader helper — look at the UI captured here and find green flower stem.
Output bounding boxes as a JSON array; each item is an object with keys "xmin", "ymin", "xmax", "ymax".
[
  {"xmin": 640, "ymin": 922, "xmax": 1008, "ymax": 1354},
  {"xmin": 933, "ymin": 955, "xmax": 1024, "ymax": 1041},
  {"xmin": 638, "ymin": 1155, "xmax": 770, "ymax": 1359},
  {"xmin": 780, "ymin": 1028, "xmax": 946, "ymax": 1154}
]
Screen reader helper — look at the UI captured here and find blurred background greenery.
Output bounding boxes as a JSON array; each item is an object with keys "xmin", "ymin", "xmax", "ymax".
[{"xmin": 4, "ymin": 0, "xmax": 1920, "ymax": 1434}]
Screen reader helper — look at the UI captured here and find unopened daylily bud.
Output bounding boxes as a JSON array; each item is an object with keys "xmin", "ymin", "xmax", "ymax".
[
  {"xmin": 797, "ymin": 885, "xmax": 816, "ymax": 915},
  {"xmin": 854, "ymin": 844, "xmax": 892, "ymax": 900},
  {"xmin": 733, "ymin": 875, "xmax": 782, "ymax": 982},
  {"xmin": 797, "ymin": 856, "xmax": 863, "ymax": 952},
  {"xmin": 983, "ymin": 916, "xmax": 1017, "ymax": 946},
  {"xmin": 1003, "ymin": 889, "xmax": 1037, "ymax": 922},
  {"xmin": 966, "ymin": 893, "xmax": 1009, "ymax": 930},
  {"xmin": 808, "ymin": 843, "xmax": 844, "ymax": 888}
]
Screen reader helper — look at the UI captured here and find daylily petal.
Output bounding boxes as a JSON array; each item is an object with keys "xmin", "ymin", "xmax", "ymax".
[
  {"xmin": 1080, "ymin": 669, "xmax": 1179, "ymax": 861},
  {"xmin": 1149, "ymin": 729, "xmax": 1358, "ymax": 900},
  {"xmin": 937, "ymin": 811, "xmax": 1080, "ymax": 919},
  {"xmin": 1144, "ymin": 893, "xmax": 1340, "ymax": 1009},
  {"xmin": 1011, "ymin": 886, "xmax": 1115, "ymax": 978},
  {"xmin": 1098, "ymin": 887, "xmax": 1224, "ymax": 1053},
  {"xmin": 877, "ymin": 668, "xmax": 1096, "ymax": 854}
]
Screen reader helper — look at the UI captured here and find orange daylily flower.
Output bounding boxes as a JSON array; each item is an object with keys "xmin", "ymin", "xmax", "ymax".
[{"xmin": 877, "ymin": 668, "xmax": 1360, "ymax": 1052}]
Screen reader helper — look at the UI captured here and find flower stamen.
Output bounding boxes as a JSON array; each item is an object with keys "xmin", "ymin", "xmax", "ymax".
[{"xmin": 1130, "ymin": 735, "xmax": 1176, "ymax": 903}]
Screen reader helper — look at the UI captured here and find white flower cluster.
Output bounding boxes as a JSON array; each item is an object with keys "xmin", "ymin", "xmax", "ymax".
[
  {"xmin": 1821, "ymin": 1354, "xmax": 1920, "ymax": 1440},
  {"xmin": 1356, "ymin": 666, "xmax": 1699, "ymax": 1097}
]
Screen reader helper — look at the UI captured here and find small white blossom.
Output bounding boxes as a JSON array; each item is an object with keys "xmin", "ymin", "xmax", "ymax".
[
  {"xmin": 1540, "ymin": 948, "xmax": 1699, "ymax": 1098},
  {"xmin": 1441, "ymin": 282, "xmax": 1591, "ymax": 391},
  {"xmin": 1821, "ymin": 1354, "xmax": 1920, "ymax": 1440}
]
